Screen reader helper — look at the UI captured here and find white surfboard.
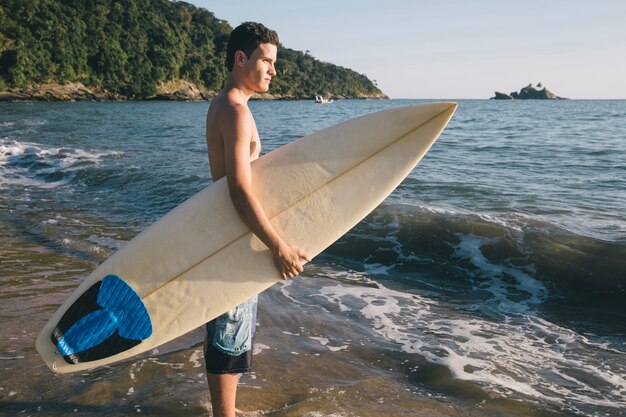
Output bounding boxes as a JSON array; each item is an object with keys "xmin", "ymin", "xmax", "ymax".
[{"xmin": 36, "ymin": 102, "xmax": 457, "ymax": 373}]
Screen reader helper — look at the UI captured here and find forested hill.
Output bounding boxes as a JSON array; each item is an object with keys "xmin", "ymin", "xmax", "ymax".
[{"xmin": 0, "ymin": 0, "xmax": 387, "ymax": 100}]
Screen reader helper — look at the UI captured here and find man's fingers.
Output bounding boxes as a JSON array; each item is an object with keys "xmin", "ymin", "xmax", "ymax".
[
  {"xmin": 281, "ymin": 265, "xmax": 295, "ymax": 280},
  {"xmin": 282, "ymin": 269, "xmax": 296, "ymax": 280},
  {"xmin": 275, "ymin": 245, "xmax": 309, "ymax": 280},
  {"xmin": 281, "ymin": 267, "xmax": 289, "ymax": 280},
  {"xmin": 298, "ymin": 248, "xmax": 311, "ymax": 262}
]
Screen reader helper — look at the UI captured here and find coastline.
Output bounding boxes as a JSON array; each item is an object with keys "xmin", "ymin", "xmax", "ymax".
[{"xmin": 0, "ymin": 81, "xmax": 389, "ymax": 102}]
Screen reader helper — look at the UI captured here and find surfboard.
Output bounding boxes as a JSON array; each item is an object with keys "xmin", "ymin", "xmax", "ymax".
[{"xmin": 36, "ymin": 102, "xmax": 457, "ymax": 373}]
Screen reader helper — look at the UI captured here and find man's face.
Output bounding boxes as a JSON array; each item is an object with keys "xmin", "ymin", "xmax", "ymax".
[{"xmin": 241, "ymin": 43, "xmax": 277, "ymax": 93}]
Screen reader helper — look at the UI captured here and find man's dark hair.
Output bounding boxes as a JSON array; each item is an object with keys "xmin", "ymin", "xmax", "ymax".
[{"xmin": 226, "ymin": 22, "xmax": 279, "ymax": 71}]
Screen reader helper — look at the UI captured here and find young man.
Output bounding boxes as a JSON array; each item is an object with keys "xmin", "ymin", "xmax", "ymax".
[{"xmin": 204, "ymin": 22, "xmax": 310, "ymax": 417}]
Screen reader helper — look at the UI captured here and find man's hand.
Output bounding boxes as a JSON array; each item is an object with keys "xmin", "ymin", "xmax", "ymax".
[{"xmin": 273, "ymin": 241, "xmax": 311, "ymax": 280}]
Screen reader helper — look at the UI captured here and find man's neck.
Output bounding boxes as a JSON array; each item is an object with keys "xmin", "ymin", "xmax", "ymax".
[{"xmin": 224, "ymin": 77, "xmax": 255, "ymax": 104}]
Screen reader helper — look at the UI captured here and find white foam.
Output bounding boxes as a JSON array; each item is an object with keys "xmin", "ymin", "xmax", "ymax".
[
  {"xmin": 188, "ymin": 349, "xmax": 203, "ymax": 368},
  {"xmin": 309, "ymin": 336, "xmax": 348, "ymax": 352},
  {"xmin": 363, "ymin": 262, "xmax": 393, "ymax": 275},
  {"xmin": 0, "ymin": 138, "xmax": 124, "ymax": 189},
  {"xmin": 253, "ymin": 343, "xmax": 270, "ymax": 355},
  {"xmin": 397, "ymin": 201, "xmax": 553, "ymax": 239},
  {"xmin": 315, "ymin": 278, "xmax": 626, "ymax": 414},
  {"xmin": 86, "ymin": 235, "xmax": 126, "ymax": 250},
  {"xmin": 0, "ymin": 141, "xmax": 27, "ymax": 159},
  {"xmin": 22, "ymin": 118, "xmax": 48, "ymax": 126},
  {"xmin": 454, "ymin": 233, "xmax": 547, "ymax": 314},
  {"xmin": 278, "ymin": 279, "xmax": 318, "ymax": 307}
]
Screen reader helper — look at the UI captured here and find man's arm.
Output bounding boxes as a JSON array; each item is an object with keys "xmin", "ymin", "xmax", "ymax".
[{"xmin": 223, "ymin": 104, "xmax": 310, "ymax": 279}]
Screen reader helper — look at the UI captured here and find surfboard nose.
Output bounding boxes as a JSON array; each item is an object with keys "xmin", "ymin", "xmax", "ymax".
[
  {"xmin": 445, "ymin": 102, "xmax": 458, "ymax": 114},
  {"xmin": 413, "ymin": 101, "xmax": 457, "ymax": 124},
  {"xmin": 384, "ymin": 101, "xmax": 458, "ymax": 139},
  {"xmin": 442, "ymin": 102, "xmax": 458, "ymax": 118},
  {"xmin": 433, "ymin": 101, "xmax": 457, "ymax": 128},
  {"xmin": 400, "ymin": 102, "xmax": 457, "ymax": 145}
]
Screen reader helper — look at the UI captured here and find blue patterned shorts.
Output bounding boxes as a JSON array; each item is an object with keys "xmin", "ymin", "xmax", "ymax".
[{"xmin": 204, "ymin": 296, "xmax": 258, "ymax": 374}]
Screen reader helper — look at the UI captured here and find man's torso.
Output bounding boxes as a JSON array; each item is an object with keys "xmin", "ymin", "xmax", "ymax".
[{"xmin": 205, "ymin": 94, "xmax": 261, "ymax": 181}]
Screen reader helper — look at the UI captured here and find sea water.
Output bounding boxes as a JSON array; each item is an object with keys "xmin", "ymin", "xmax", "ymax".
[{"xmin": 1, "ymin": 99, "xmax": 624, "ymax": 416}]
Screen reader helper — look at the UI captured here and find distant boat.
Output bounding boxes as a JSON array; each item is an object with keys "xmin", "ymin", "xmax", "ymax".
[{"xmin": 315, "ymin": 95, "xmax": 334, "ymax": 104}]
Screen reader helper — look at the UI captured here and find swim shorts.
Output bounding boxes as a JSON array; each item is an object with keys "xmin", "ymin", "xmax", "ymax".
[{"xmin": 204, "ymin": 295, "xmax": 258, "ymax": 374}]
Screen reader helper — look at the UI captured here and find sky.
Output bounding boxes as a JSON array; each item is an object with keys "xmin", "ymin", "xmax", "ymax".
[{"xmin": 189, "ymin": 1, "xmax": 626, "ymax": 99}]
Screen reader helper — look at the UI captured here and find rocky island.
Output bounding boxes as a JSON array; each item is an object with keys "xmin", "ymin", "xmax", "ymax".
[{"xmin": 492, "ymin": 83, "xmax": 566, "ymax": 100}]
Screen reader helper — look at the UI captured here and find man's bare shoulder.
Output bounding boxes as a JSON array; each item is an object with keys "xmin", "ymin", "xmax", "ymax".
[{"xmin": 209, "ymin": 92, "xmax": 252, "ymax": 124}]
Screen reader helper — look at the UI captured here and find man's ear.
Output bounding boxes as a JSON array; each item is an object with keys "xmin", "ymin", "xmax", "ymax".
[{"xmin": 234, "ymin": 50, "xmax": 247, "ymax": 68}]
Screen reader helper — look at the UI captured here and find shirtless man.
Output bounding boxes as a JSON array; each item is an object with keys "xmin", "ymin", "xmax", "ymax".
[{"xmin": 203, "ymin": 22, "xmax": 310, "ymax": 417}]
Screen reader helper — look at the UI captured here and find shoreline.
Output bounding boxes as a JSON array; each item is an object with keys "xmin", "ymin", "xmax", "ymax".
[
  {"xmin": 4, "ymin": 90, "xmax": 624, "ymax": 102},
  {"xmin": 0, "ymin": 81, "xmax": 389, "ymax": 102}
]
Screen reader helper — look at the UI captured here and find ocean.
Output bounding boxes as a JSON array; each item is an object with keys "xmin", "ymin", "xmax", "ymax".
[{"xmin": 0, "ymin": 99, "xmax": 624, "ymax": 417}]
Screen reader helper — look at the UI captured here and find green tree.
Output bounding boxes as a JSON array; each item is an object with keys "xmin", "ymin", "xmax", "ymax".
[{"xmin": 0, "ymin": 0, "xmax": 384, "ymax": 99}]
